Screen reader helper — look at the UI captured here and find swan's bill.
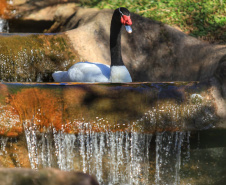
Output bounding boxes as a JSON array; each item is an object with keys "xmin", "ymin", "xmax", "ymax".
[{"xmin": 125, "ymin": 25, "xmax": 132, "ymax": 33}]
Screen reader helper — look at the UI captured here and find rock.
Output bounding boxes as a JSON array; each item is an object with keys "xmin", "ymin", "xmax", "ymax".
[
  {"xmin": 0, "ymin": 0, "xmax": 7, "ymax": 17},
  {"xmin": 0, "ymin": 34, "xmax": 80, "ymax": 82},
  {"xmin": 62, "ymin": 8, "xmax": 226, "ymax": 82},
  {"xmin": 10, "ymin": 0, "xmax": 77, "ymax": 20},
  {"xmin": 0, "ymin": 168, "xmax": 99, "ymax": 185},
  {"xmin": 6, "ymin": 1, "xmax": 78, "ymax": 33},
  {"xmin": 23, "ymin": 3, "xmax": 77, "ymax": 22},
  {"xmin": 2, "ymin": 5, "xmax": 226, "ymax": 89},
  {"xmin": 0, "ymin": 82, "xmax": 222, "ymax": 134},
  {"xmin": 0, "ymin": 6, "xmax": 225, "ymax": 111},
  {"xmin": 60, "ymin": 8, "xmax": 226, "ymax": 100}
]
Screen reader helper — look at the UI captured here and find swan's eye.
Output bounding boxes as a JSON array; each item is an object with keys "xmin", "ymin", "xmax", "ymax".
[{"xmin": 121, "ymin": 15, "xmax": 132, "ymax": 25}]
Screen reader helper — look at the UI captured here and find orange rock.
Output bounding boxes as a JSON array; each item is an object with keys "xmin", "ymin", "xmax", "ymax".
[
  {"xmin": 11, "ymin": 126, "xmax": 23, "ymax": 134},
  {"xmin": 9, "ymin": 88, "xmax": 64, "ymax": 131},
  {"xmin": 6, "ymin": 132, "xmax": 18, "ymax": 137},
  {"xmin": 0, "ymin": 0, "xmax": 7, "ymax": 16},
  {"xmin": 0, "ymin": 129, "xmax": 6, "ymax": 135}
]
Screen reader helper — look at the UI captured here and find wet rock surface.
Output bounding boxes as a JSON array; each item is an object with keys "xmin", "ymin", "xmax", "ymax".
[{"xmin": 0, "ymin": 82, "xmax": 221, "ymax": 136}]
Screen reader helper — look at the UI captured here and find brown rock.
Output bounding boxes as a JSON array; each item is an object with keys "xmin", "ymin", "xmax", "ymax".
[
  {"xmin": 61, "ymin": 8, "xmax": 226, "ymax": 101},
  {"xmin": 0, "ymin": 0, "xmax": 7, "ymax": 17},
  {"xmin": 0, "ymin": 168, "xmax": 99, "ymax": 185},
  {"xmin": 62, "ymin": 8, "xmax": 226, "ymax": 82}
]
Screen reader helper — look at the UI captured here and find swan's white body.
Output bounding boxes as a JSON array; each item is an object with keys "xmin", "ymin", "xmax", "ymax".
[
  {"xmin": 110, "ymin": 65, "xmax": 132, "ymax": 82},
  {"xmin": 52, "ymin": 62, "xmax": 132, "ymax": 83}
]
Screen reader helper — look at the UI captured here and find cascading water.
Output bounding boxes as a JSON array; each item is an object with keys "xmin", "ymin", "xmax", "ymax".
[
  {"xmin": 0, "ymin": 18, "xmax": 9, "ymax": 33},
  {"xmin": 0, "ymin": 82, "xmax": 224, "ymax": 184},
  {"xmin": 155, "ymin": 132, "xmax": 187, "ymax": 184},
  {"xmin": 0, "ymin": 136, "xmax": 8, "ymax": 156},
  {"xmin": 21, "ymin": 121, "xmax": 191, "ymax": 185}
]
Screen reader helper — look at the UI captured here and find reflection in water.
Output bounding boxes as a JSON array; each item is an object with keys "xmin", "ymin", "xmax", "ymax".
[
  {"xmin": 21, "ymin": 121, "xmax": 191, "ymax": 185},
  {"xmin": 0, "ymin": 82, "xmax": 217, "ymax": 136}
]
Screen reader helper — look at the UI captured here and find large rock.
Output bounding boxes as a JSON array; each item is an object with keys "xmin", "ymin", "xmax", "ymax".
[
  {"xmin": 0, "ymin": 81, "xmax": 223, "ymax": 135},
  {"xmin": 31, "ymin": 6, "xmax": 225, "ymax": 104},
  {"xmin": 61, "ymin": 8, "xmax": 226, "ymax": 104},
  {"xmin": 0, "ymin": 168, "xmax": 99, "ymax": 185},
  {"xmin": 2, "ymin": 5, "xmax": 226, "ymax": 87},
  {"xmin": 57, "ymin": 8, "xmax": 226, "ymax": 81}
]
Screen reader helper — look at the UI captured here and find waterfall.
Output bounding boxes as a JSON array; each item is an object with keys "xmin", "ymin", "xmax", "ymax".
[
  {"xmin": 0, "ymin": 18, "xmax": 9, "ymax": 33},
  {"xmin": 21, "ymin": 121, "xmax": 191, "ymax": 185},
  {"xmin": 155, "ymin": 132, "xmax": 185, "ymax": 184},
  {"xmin": 0, "ymin": 136, "xmax": 8, "ymax": 156}
]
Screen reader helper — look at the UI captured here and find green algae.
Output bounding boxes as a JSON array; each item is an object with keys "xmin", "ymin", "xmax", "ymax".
[{"xmin": 0, "ymin": 33, "xmax": 80, "ymax": 82}]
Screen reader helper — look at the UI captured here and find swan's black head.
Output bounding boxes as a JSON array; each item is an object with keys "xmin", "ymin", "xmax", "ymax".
[
  {"xmin": 110, "ymin": 7, "xmax": 132, "ymax": 66},
  {"xmin": 113, "ymin": 7, "xmax": 132, "ymax": 33}
]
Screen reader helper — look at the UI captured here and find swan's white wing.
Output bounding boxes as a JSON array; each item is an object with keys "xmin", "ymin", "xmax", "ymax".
[{"xmin": 66, "ymin": 62, "xmax": 110, "ymax": 82}]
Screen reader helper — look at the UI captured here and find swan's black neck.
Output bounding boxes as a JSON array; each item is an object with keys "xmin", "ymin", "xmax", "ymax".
[{"xmin": 110, "ymin": 10, "xmax": 124, "ymax": 66}]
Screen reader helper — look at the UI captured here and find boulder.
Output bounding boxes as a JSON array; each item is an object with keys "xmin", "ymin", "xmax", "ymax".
[
  {"xmin": 2, "ymin": 6, "xmax": 226, "ymax": 87},
  {"xmin": 60, "ymin": 8, "xmax": 226, "ymax": 83},
  {"xmin": 0, "ymin": 168, "xmax": 99, "ymax": 185},
  {"xmin": 61, "ymin": 8, "xmax": 226, "ymax": 105}
]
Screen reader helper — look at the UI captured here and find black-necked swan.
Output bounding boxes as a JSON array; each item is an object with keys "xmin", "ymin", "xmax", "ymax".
[{"xmin": 52, "ymin": 7, "xmax": 133, "ymax": 83}]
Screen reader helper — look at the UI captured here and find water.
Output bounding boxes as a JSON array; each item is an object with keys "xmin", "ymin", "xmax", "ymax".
[
  {"xmin": 0, "ymin": 136, "xmax": 8, "ymax": 155},
  {"xmin": 0, "ymin": 82, "xmax": 224, "ymax": 184},
  {"xmin": 17, "ymin": 122, "xmax": 226, "ymax": 184},
  {"xmin": 0, "ymin": 18, "xmax": 9, "ymax": 33},
  {"xmin": 155, "ymin": 132, "xmax": 185, "ymax": 184},
  {"xmin": 0, "ymin": 100, "xmax": 226, "ymax": 184},
  {"xmin": 20, "ymin": 121, "xmax": 194, "ymax": 185},
  {"xmin": 0, "ymin": 34, "xmax": 78, "ymax": 82}
]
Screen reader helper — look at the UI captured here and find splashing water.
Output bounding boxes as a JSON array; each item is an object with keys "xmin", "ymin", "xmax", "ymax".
[
  {"xmin": 21, "ymin": 121, "xmax": 192, "ymax": 185},
  {"xmin": 155, "ymin": 132, "xmax": 185, "ymax": 184},
  {"xmin": 53, "ymin": 126, "xmax": 76, "ymax": 171},
  {"xmin": 0, "ymin": 18, "xmax": 9, "ymax": 33},
  {"xmin": 0, "ymin": 136, "xmax": 8, "ymax": 156}
]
